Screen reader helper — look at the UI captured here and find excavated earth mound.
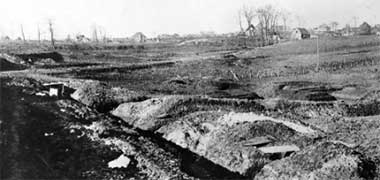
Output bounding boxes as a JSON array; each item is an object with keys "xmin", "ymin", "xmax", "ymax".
[
  {"xmin": 111, "ymin": 96, "xmax": 322, "ymax": 177},
  {"xmin": 71, "ymin": 82, "xmax": 148, "ymax": 112},
  {"xmin": 0, "ymin": 52, "xmax": 64, "ymax": 67},
  {"xmin": 262, "ymin": 81, "xmax": 341, "ymax": 102},
  {"xmin": 15, "ymin": 51, "xmax": 64, "ymax": 64},
  {"xmin": 254, "ymin": 141, "xmax": 377, "ymax": 180}
]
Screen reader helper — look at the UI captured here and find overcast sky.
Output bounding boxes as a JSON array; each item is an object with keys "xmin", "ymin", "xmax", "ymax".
[{"xmin": 0, "ymin": 0, "xmax": 378, "ymax": 39}]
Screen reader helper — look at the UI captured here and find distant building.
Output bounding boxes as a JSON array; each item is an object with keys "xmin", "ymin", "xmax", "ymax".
[
  {"xmin": 371, "ymin": 24, "xmax": 380, "ymax": 35},
  {"xmin": 131, "ymin": 32, "xmax": 147, "ymax": 43},
  {"xmin": 314, "ymin": 24, "xmax": 331, "ymax": 34},
  {"xmin": 291, "ymin": 28, "xmax": 310, "ymax": 40},
  {"xmin": 358, "ymin": 22, "xmax": 372, "ymax": 35},
  {"xmin": 156, "ymin": 33, "xmax": 180, "ymax": 42},
  {"xmin": 1, "ymin": 36, "xmax": 10, "ymax": 41}
]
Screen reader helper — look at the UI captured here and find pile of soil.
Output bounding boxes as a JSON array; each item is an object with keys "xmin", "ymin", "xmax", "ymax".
[
  {"xmin": 71, "ymin": 82, "xmax": 148, "ymax": 112},
  {"xmin": 255, "ymin": 141, "xmax": 377, "ymax": 180},
  {"xmin": 112, "ymin": 96, "xmax": 321, "ymax": 177},
  {"xmin": 15, "ymin": 51, "xmax": 64, "ymax": 64},
  {"xmin": 0, "ymin": 52, "xmax": 64, "ymax": 69},
  {"xmin": 271, "ymin": 81, "xmax": 340, "ymax": 102},
  {"xmin": 2, "ymin": 77, "xmax": 239, "ymax": 179},
  {"xmin": 208, "ymin": 90, "xmax": 263, "ymax": 100},
  {"xmin": 211, "ymin": 78, "xmax": 241, "ymax": 91}
]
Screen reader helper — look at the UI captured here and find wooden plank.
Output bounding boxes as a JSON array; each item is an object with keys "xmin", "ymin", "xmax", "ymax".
[
  {"xmin": 243, "ymin": 136, "xmax": 273, "ymax": 147},
  {"xmin": 258, "ymin": 145, "xmax": 300, "ymax": 154}
]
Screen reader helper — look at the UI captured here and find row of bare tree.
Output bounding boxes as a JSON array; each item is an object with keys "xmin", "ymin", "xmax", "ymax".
[
  {"xmin": 19, "ymin": 19, "xmax": 56, "ymax": 48},
  {"xmin": 238, "ymin": 5, "xmax": 291, "ymax": 44},
  {"xmin": 17, "ymin": 20, "xmax": 108, "ymax": 49}
]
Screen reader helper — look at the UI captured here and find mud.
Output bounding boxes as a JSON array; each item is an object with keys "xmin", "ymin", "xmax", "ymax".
[
  {"xmin": 255, "ymin": 141, "xmax": 377, "ymax": 180},
  {"xmin": 0, "ymin": 80, "xmax": 135, "ymax": 179},
  {"xmin": 0, "ymin": 58, "xmax": 27, "ymax": 71},
  {"xmin": 112, "ymin": 96, "xmax": 322, "ymax": 176},
  {"xmin": 0, "ymin": 78, "xmax": 245, "ymax": 179},
  {"xmin": 2, "ymin": 75, "xmax": 380, "ymax": 179}
]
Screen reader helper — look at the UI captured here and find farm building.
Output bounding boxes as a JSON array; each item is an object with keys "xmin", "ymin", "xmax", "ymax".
[
  {"xmin": 1, "ymin": 36, "xmax": 11, "ymax": 41},
  {"xmin": 358, "ymin": 22, "xmax": 372, "ymax": 35},
  {"xmin": 314, "ymin": 24, "xmax": 331, "ymax": 34},
  {"xmin": 291, "ymin": 28, "xmax": 311, "ymax": 40},
  {"xmin": 372, "ymin": 25, "xmax": 380, "ymax": 35},
  {"xmin": 131, "ymin": 32, "xmax": 147, "ymax": 43}
]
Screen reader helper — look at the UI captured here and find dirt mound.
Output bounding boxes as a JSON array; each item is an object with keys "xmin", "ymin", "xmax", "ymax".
[
  {"xmin": 255, "ymin": 141, "xmax": 377, "ymax": 180},
  {"xmin": 71, "ymin": 82, "xmax": 148, "ymax": 113},
  {"xmin": 112, "ymin": 96, "xmax": 321, "ymax": 177},
  {"xmin": 0, "ymin": 52, "xmax": 64, "ymax": 67},
  {"xmin": 158, "ymin": 112, "xmax": 319, "ymax": 176},
  {"xmin": 0, "ymin": 58, "xmax": 27, "ymax": 71},
  {"xmin": 208, "ymin": 90, "xmax": 263, "ymax": 100},
  {"xmin": 266, "ymin": 81, "xmax": 340, "ymax": 102},
  {"xmin": 15, "ymin": 51, "xmax": 64, "ymax": 64},
  {"xmin": 111, "ymin": 96, "xmax": 267, "ymax": 130},
  {"xmin": 263, "ymin": 99, "xmax": 380, "ymax": 119},
  {"xmin": 211, "ymin": 78, "xmax": 241, "ymax": 90}
]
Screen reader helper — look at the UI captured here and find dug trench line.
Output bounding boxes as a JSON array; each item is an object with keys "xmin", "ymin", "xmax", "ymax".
[
  {"xmin": 1, "ymin": 77, "xmax": 246, "ymax": 179},
  {"xmin": 109, "ymin": 95, "xmax": 324, "ymax": 177}
]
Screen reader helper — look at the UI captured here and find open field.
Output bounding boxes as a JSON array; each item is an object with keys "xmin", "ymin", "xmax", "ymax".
[{"xmin": 1, "ymin": 35, "xmax": 380, "ymax": 179}]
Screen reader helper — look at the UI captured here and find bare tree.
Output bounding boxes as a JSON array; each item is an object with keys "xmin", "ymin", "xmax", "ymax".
[
  {"xmin": 280, "ymin": 10, "xmax": 291, "ymax": 31},
  {"xmin": 48, "ymin": 19, "xmax": 55, "ymax": 48},
  {"xmin": 20, "ymin": 24, "xmax": 26, "ymax": 43},
  {"xmin": 242, "ymin": 6, "xmax": 256, "ymax": 28},
  {"xmin": 256, "ymin": 5, "xmax": 279, "ymax": 44},
  {"xmin": 100, "ymin": 27, "xmax": 108, "ymax": 43},
  {"xmin": 241, "ymin": 5, "xmax": 256, "ymax": 38},
  {"xmin": 37, "ymin": 25, "xmax": 41, "ymax": 44},
  {"xmin": 92, "ymin": 25, "xmax": 99, "ymax": 43},
  {"xmin": 96, "ymin": 26, "xmax": 108, "ymax": 43},
  {"xmin": 352, "ymin": 16, "xmax": 359, "ymax": 27},
  {"xmin": 237, "ymin": 10, "xmax": 244, "ymax": 32},
  {"xmin": 330, "ymin": 21, "xmax": 339, "ymax": 32},
  {"xmin": 295, "ymin": 14, "xmax": 306, "ymax": 27}
]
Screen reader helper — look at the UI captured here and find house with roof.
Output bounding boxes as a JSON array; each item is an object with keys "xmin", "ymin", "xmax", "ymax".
[
  {"xmin": 314, "ymin": 24, "xmax": 331, "ymax": 34},
  {"xmin": 371, "ymin": 24, "xmax": 380, "ymax": 35},
  {"xmin": 291, "ymin": 28, "xmax": 310, "ymax": 40},
  {"xmin": 358, "ymin": 22, "xmax": 372, "ymax": 35},
  {"xmin": 131, "ymin": 32, "xmax": 147, "ymax": 43}
]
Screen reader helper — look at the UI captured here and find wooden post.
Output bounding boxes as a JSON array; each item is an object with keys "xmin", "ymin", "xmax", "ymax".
[
  {"xmin": 20, "ymin": 25, "xmax": 26, "ymax": 43},
  {"xmin": 37, "ymin": 25, "xmax": 41, "ymax": 44},
  {"xmin": 48, "ymin": 20, "xmax": 55, "ymax": 49},
  {"xmin": 316, "ymin": 35, "xmax": 320, "ymax": 71}
]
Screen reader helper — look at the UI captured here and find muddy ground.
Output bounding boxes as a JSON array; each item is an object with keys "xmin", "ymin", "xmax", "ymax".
[{"xmin": 1, "ymin": 37, "xmax": 380, "ymax": 179}]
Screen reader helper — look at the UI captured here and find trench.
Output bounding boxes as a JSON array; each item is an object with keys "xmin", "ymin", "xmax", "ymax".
[
  {"xmin": 1, "ymin": 80, "xmax": 247, "ymax": 179},
  {"xmin": 0, "ymin": 85, "xmax": 141, "ymax": 179},
  {"xmin": 104, "ymin": 113, "xmax": 246, "ymax": 179},
  {"xmin": 272, "ymin": 100, "xmax": 380, "ymax": 119}
]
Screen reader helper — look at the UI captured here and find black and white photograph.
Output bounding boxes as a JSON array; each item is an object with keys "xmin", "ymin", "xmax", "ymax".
[{"xmin": 1, "ymin": 0, "xmax": 380, "ymax": 179}]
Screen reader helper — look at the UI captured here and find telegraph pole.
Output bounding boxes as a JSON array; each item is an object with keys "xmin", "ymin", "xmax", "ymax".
[
  {"xmin": 316, "ymin": 35, "xmax": 320, "ymax": 71},
  {"xmin": 20, "ymin": 25, "xmax": 26, "ymax": 43}
]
